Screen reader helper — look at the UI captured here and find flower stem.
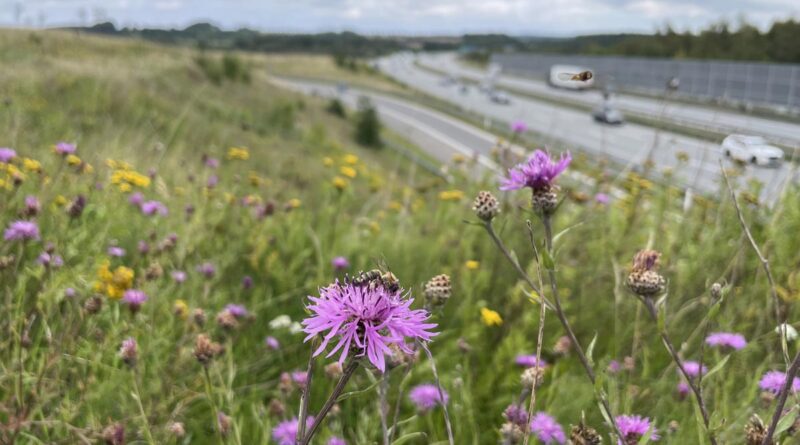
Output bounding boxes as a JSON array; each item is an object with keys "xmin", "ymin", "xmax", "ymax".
[
  {"xmin": 522, "ymin": 220, "xmax": 547, "ymax": 445},
  {"xmin": 296, "ymin": 344, "xmax": 317, "ymax": 445},
  {"xmin": 541, "ymin": 215, "xmax": 623, "ymax": 441},
  {"xmin": 379, "ymin": 373, "xmax": 390, "ymax": 445},
  {"xmin": 132, "ymin": 374, "xmax": 156, "ymax": 445},
  {"xmin": 388, "ymin": 363, "xmax": 413, "ymax": 443},
  {"xmin": 763, "ymin": 350, "xmax": 800, "ymax": 445},
  {"xmin": 203, "ymin": 367, "xmax": 225, "ymax": 445},
  {"xmin": 641, "ymin": 297, "xmax": 717, "ymax": 445},
  {"xmin": 300, "ymin": 360, "xmax": 359, "ymax": 445},
  {"xmin": 418, "ymin": 341, "xmax": 454, "ymax": 445}
]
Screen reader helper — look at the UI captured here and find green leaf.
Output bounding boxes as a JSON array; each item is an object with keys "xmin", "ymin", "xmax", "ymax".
[
  {"xmin": 542, "ymin": 249, "xmax": 555, "ymax": 270},
  {"xmin": 775, "ymin": 404, "xmax": 799, "ymax": 437},
  {"xmin": 703, "ymin": 355, "xmax": 730, "ymax": 380},
  {"xmin": 586, "ymin": 332, "xmax": 598, "ymax": 366},
  {"xmin": 392, "ymin": 432, "xmax": 427, "ymax": 445},
  {"xmin": 336, "ymin": 379, "xmax": 381, "ymax": 403},
  {"xmin": 552, "ymin": 221, "xmax": 584, "ymax": 246}
]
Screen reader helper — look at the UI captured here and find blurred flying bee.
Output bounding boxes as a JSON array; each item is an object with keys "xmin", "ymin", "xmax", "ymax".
[
  {"xmin": 557, "ymin": 71, "xmax": 593, "ymax": 82},
  {"xmin": 351, "ymin": 261, "xmax": 400, "ymax": 292}
]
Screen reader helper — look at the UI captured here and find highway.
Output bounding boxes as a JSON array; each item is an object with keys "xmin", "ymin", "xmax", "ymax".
[{"xmin": 417, "ymin": 52, "xmax": 800, "ymax": 148}]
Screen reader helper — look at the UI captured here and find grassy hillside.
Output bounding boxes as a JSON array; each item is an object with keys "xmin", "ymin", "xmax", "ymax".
[{"xmin": 2, "ymin": 29, "xmax": 800, "ymax": 445}]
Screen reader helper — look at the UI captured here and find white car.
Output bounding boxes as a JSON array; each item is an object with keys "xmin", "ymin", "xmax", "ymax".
[
  {"xmin": 488, "ymin": 90, "xmax": 511, "ymax": 105},
  {"xmin": 721, "ymin": 134, "xmax": 784, "ymax": 166}
]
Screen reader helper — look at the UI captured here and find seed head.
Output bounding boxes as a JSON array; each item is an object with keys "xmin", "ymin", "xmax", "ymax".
[
  {"xmin": 194, "ymin": 334, "xmax": 222, "ymax": 366},
  {"xmin": 424, "ymin": 274, "xmax": 451, "ymax": 309},
  {"xmin": 553, "ymin": 335, "xmax": 572, "ymax": 355},
  {"xmin": 531, "ymin": 184, "xmax": 560, "ymax": 215},
  {"xmin": 193, "ymin": 308, "xmax": 207, "ymax": 326},
  {"xmin": 570, "ymin": 420, "xmax": 602, "ymax": 445},
  {"xmin": 472, "ymin": 191, "xmax": 500, "ymax": 221},
  {"xmin": 521, "ymin": 366, "xmax": 545, "ymax": 390},
  {"xmin": 627, "ymin": 250, "xmax": 665, "ymax": 297},
  {"xmin": 102, "ymin": 422, "xmax": 125, "ymax": 445},
  {"xmin": 84, "ymin": 295, "xmax": 103, "ymax": 314},
  {"xmin": 745, "ymin": 414, "xmax": 772, "ymax": 445}
]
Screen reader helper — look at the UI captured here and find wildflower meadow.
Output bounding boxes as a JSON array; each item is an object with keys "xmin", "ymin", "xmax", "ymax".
[{"xmin": 3, "ymin": 29, "xmax": 800, "ymax": 445}]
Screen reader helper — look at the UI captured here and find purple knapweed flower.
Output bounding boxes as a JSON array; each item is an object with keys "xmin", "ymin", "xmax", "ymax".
[
  {"xmin": 676, "ymin": 382, "xmax": 690, "ymax": 399},
  {"xmin": 197, "ymin": 262, "xmax": 215, "ymax": 278},
  {"xmin": 511, "ymin": 120, "xmax": 528, "ymax": 133},
  {"xmin": 107, "ymin": 246, "xmax": 126, "ymax": 257},
  {"xmin": 595, "ymin": 193, "xmax": 610, "ymax": 204},
  {"xmin": 225, "ymin": 304, "xmax": 248, "ymax": 318},
  {"xmin": 328, "ymin": 438, "xmax": 346, "ymax": 445},
  {"xmin": 272, "ymin": 417, "xmax": 314, "ymax": 445},
  {"xmin": 37, "ymin": 252, "xmax": 63, "ymax": 268},
  {"xmin": 242, "ymin": 275, "xmax": 253, "ymax": 290},
  {"xmin": 64, "ymin": 287, "xmax": 76, "ymax": 298},
  {"xmin": 302, "ymin": 280, "xmax": 437, "ymax": 372},
  {"xmin": 265, "ymin": 336, "xmax": 280, "ymax": 350},
  {"xmin": 331, "ymin": 256, "xmax": 349, "ymax": 271},
  {"xmin": 530, "ymin": 412, "xmax": 566, "ymax": 444},
  {"xmin": 4, "ymin": 220, "xmax": 40, "ymax": 241},
  {"xmin": 500, "ymin": 149, "xmax": 571, "ymax": 191},
  {"xmin": 140, "ymin": 200, "xmax": 168, "ymax": 216},
  {"xmin": 515, "ymin": 355, "xmax": 548, "ymax": 368},
  {"xmin": 0, "ymin": 147, "xmax": 16, "ymax": 163},
  {"xmin": 205, "ymin": 157, "xmax": 220, "ymax": 168},
  {"xmin": 608, "ymin": 360, "xmax": 621, "ymax": 374},
  {"xmin": 408, "ymin": 384, "xmax": 448, "ymax": 412},
  {"xmin": 291, "ymin": 371, "xmax": 308, "ymax": 388},
  {"xmin": 616, "ymin": 415, "xmax": 659, "ymax": 443},
  {"xmin": 171, "ymin": 270, "xmax": 187, "ymax": 283},
  {"xmin": 119, "ymin": 337, "xmax": 138, "ymax": 367},
  {"xmin": 760, "ymin": 370, "xmax": 800, "ymax": 394},
  {"xmin": 680, "ymin": 361, "xmax": 707, "ymax": 379},
  {"xmin": 705, "ymin": 332, "xmax": 747, "ymax": 350},
  {"xmin": 54, "ymin": 142, "xmax": 76, "ymax": 155},
  {"xmin": 122, "ymin": 289, "xmax": 148, "ymax": 312},
  {"xmin": 128, "ymin": 192, "xmax": 144, "ymax": 207},
  {"xmin": 138, "ymin": 240, "xmax": 150, "ymax": 255},
  {"xmin": 503, "ymin": 404, "xmax": 529, "ymax": 426},
  {"xmin": 24, "ymin": 195, "xmax": 41, "ymax": 216},
  {"xmin": 207, "ymin": 174, "xmax": 219, "ymax": 188}
]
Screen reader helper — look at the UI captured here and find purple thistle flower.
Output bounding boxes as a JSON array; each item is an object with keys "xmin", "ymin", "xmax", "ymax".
[
  {"xmin": 207, "ymin": 174, "xmax": 219, "ymax": 188},
  {"xmin": 24, "ymin": 195, "xmax": 41, "ymax": 216},
  {"xmin": 225, "ymin": 304, "xmax": 248, "ymax": 318},
  {"xmin": 500, "ymin": 149, "xmax": 571, "ymax": 191},
  {"xmin": 760, "ymin": 370, "xmax": 800, "ymax": 394},
  {"xmin": 197, "ymin": 262, "xmax": 216, "ymax": 278},
  {"xmin": 242, "ymin": 275, "xmax": 253, "ymax": 290},
  {"xmin": 530, "ymin": 412, "xmax": 566, "ymax": 444},
  {"xmin": 680, "ymin": 361, "xmax": 707, "ymax": 379},
  {"xmin": 122, "ymin": 289, "xmax": 148, "ymax": 312},
  {"xmin": 128, "ymin": 192, "xmax": 145, "ymax": 207},
  {"xmin": 615, "ymin": 415, "xmax": 659, "ymax": 443},
  {"xmin": 302, "ymin": 280, "xmax": 437, "ymax": 372},
  {"xmin": 510, "ymin": 120, "xmax": 528, "ymax": 134},
  {"xmin": 119, "ymin": 337, "xmax": 138, "ymax": 367},
  {"xmin": 205, "ymin": 157, "xmax": 220, "ymax": 168},
  {"xmin": 291, "ymin": 371, "xmax": 308, "ymax": 388},
  {"xmin": 328, "ymin": 437, "xmax": 346, "ymax": 445},
  {"xmin": 0, "ymin": 147, "xmax": 16, "ymax": 163},
  {"xmin": 503, "ymin": 404, "xmax": 529, "ymax": 426},
  {"xmin": 676, "ymin": 382, "xmax": 690, "ymax": 399},
  {"xmin": 37, "ymin": 252, "xmax": 63, "ymax": 268},
  {"xmin": 595, "ymin": 192, "xmax": 610, "ymax": 204},
  {"xmin": 107, "ymin": 246, "xmax": 126, "ymax": 257},
  {"xmin": 265, "ymin": 336, "xmax": 280, "ymax": 350},
  {"xmin": 138, "ymin": 240, "xmax": 150, "ymax": 255},
  {"xmin": 54, "ymin": 142, "xmax": 77, "ymax": 155},
  {"xmin": 271, "ymin": 417, "xmax": 314, "ymax": 445},
  {"xmin": 171, "ymin": 270, "xmax": 187, "ymax": 283},
  {"xmin": 705, "ymin": 332, "xmax": 747, "ymax": 350},
  {"xmin": 515, "ymin": 354, "xmax": 548, "ymax": 368},
  {"xmin": 331, "ymin": 256, "xmax": 350, "ymax": 271},
  {"xmin": 140, "ymin": 200, "xmax": 168, "ymax": 216},
  {"xmin": 4, "ymin": 220, "xmax": 40, "ymax": 241},
  {"xmin": 608, "ymin": 360, "xmax": 621, "ymax": 374},
  {"xmin": 64, "ymin": 287, "xmax": 76, "ymax": 298},
  {"xmin": 408, "ymin": 383, "xmax": 448, "ymax": 412}
]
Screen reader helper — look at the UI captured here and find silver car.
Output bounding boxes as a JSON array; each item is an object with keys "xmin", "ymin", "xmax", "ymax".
[{"xmin": 722, "ymin": 134, "xmax": 784, "ymax": 166}]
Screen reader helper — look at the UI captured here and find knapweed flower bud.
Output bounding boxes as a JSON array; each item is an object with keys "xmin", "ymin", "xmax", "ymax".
[
  {"xmin": 168, "ymin": 421, "xmax": 185, "ymax": 438},
  {"xmin": 553, "ymin": 335, "xmax": 572, "ymax": 355},
  {"xmin": 531, "ymin": 184, "xmax": 560, "ymax": 215},
  {"xmin": 745, "ymin": 414, "xmax": 771, "ymax": 445},
  {"xmin": 66, "ymin": 195, "xmax": 86, "ymax": 218},
  {"xmin": 472, "ymin": 191, "xmax": 500, "ymax": 221},
  {"xmin": 268, "ymin": 398, "xmax": 285, "ymax": 417},
  {"xmin": 570, "ymin": 421, "xmax": 602, "ymax": 445},
  {"xmin": 521, "ymin": 366, "xmax": 545, "ymax": 389},
  {"xmin": 626, "ymin": 249, "xmax": 666, "ymax": 297},
  {"xmin": 84, "ymin": 295, "xmax": 103, "ymax": 314},
  {"xmin": 279, "ymin": 372, "xmax": 293, "ymax": 393},
  {"xmin": 102, "ymin": 422, "xmax": 125, "ymax": 445},
  {"xmin": 217, "ymin": 412, "xmax": 231, "ymax": 437},
  {"xmin": 424, "ymin": 274, "xmax": 451, "ymax": 309},
  {"xmin": 194, "ymin": 334, "xmax": 221, "ymax": 366},
  {"xmin": 193, "ymin": 308, "xmax": 207, "ymax": 327},
  {"xmin": 119, "ymin": 337, "xmax": 138, "ymax": 368},
  {"xmin": 216, "ymin": 309, "xmax": 238, "ymax": 330}
]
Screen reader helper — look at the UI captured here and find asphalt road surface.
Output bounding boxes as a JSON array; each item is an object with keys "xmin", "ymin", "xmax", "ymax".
[
  {"xmin": 417, "ymin": 52, "xmax": 800, "ymax": 148},
  {"xmin": 272, "ymin": 74, "xmax": 794, "ymax": 203},
  {"xmin": 374, "ymin": 53, "xmax": 793, "ymax": 201}
]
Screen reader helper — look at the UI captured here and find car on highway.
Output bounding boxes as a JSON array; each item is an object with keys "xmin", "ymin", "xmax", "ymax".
[
  {"xmin": 721, "ymin": 134, "xmax": 784, "ymax": 166},
  {"xmin": 488, "ymin": 90, "xmax": 511, "ymax": 104},
  {"xmin": 592, "ymin": 104, "xmax": 624, "ymax": 125}
]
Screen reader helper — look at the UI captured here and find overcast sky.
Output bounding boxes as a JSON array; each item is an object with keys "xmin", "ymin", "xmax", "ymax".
[{"xmin": 1, "ymin": 0, "xmax": 798, "ymax": 36}]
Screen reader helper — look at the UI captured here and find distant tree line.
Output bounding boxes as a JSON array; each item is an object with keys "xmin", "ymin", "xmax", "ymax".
[{"xmin": 71, "ymin": 19, "xmax": 800, "ymax": 63}]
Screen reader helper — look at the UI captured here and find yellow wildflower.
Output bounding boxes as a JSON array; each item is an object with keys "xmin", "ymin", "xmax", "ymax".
[
  {"xmin": 343, "ymin": 154, "xmax": 359, "ymax": 165},
  {"xmin": 339, "ymin": 166, "xmax": 357, "ymax": 179},
  {"xmin": 227, "ymin": 147, "xmax": 250, "ymax": 160},
  {"xmin": 22, "ymin": 158, "xmax": 42, "ymax": 172},
  {"xmin": 332, "ymin": 176, "xmax": 348, "ymax": 190},
  {"xmin": 465, "ymin": 260, "xmax": 479, "ymax": 270},
  {"xmin": 323, "ymin": 157, "xmax": 334, "ymax": 167},
  {"xmin": 174, "ymin": 300, "xmax": 189, "ymax": 320},
  {"xmin": 481, "ymin": 308, "xmax": 503, "ymax": 326},
  {"xmin": 66, "ymin": 154, "xmax": 81, "ymax": 166},
  {"xmin": 438, "ymin": 190, "xmax": 464, "ymax": 201},
  {"xmin": 118, "ymin": 183, "xmax": 132, "ymax": 193},
  {"xmin": 288, "ymin": 198, "xmax": 301, "ymax": 209},
  {"xmin": 54, "ymin": 195, "xmax": 68, "ymax": 206},
  {"xmin": 368, "ymin": 221, "xmax": 381, "ymax": 234},
  {"xmin": 388, "ymin": 201, "xmax": 403, "ymax": 211}
]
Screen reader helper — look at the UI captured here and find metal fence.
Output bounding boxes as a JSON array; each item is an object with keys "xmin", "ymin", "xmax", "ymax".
[{"xmin": 492, "ymin": 53, "xmax": 800, "ymax": 112}]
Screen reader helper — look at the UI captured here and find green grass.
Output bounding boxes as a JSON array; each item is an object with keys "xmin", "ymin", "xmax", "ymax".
[{"xmin": 2, "ymin": 29, "xmax": 800, "ymax": 445}]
